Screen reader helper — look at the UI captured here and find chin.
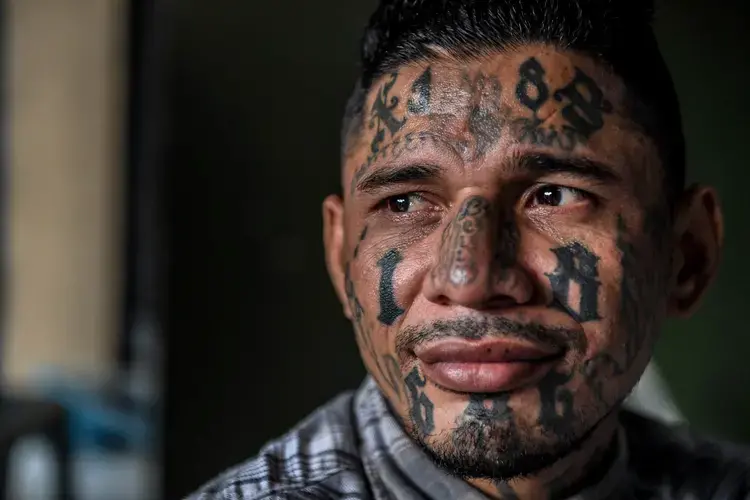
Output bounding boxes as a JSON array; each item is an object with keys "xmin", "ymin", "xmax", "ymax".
[{"xmin": 407, "ymin": 405, "xmax": 593, "ymax": 481}]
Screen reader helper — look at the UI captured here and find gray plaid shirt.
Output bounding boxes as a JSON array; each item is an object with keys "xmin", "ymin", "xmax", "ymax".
[{"xmin": 190, "ymin": 378, "xmax": 750, "ymax": 499}]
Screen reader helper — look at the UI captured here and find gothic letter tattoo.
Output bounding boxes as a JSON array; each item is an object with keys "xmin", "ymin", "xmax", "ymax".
[
  {"xmin": 553, "ymin": 68, "xmax": 613, "ymax": 139},
  {"xmin": 546, "ymin": 242, "xmax": 602, "ymax": 323},
  {"xmin": 536, "ymin": 369, "xmax": 575, "ymax": 436},
  {"xmin": 513, "ymin": 57, "xmax": 613, "ymax": 150},
  {"xmin": 377, "ymin": 249, "xmax": 405, "ymax": 326},
  {"xmin": 405, "ymin": 368, "xmax": 435, "ymax": 436},
  {"xmin": 369, "ymin": 72, "xmax": 407, "ymax": 157},
  {"xmin": 465, "ymin": 392, "xmax": 513, "ymax": 423}
]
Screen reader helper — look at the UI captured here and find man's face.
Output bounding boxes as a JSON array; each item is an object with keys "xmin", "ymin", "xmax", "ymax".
[{"xmin": 324, "ymin": 46, "xmax": 715, "ymax": 483}]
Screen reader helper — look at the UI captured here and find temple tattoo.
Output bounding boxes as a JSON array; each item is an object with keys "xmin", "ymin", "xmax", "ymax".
[
  {"xmin": 433, "ymin": 196, "xmax": 491, "ymax": 287},
  {"xmin": 350, "ymin": 72, "xmax": 410, "ymax": 194},
  {"xmin": 377, "ymin": 249, "xmax": 405, "ymax": 326},
  {"xmin": 546, "ymin": 242, "xmax": 602, "ymax": 323},
  {"xmin": 513, "ymin": 57, "xmax": 612, "ymax": 150},
  {"xmin": 407, "ymin": 67, "xmax": 432, "ymax": 115},
  {"xmin": 405, "ymin": 367, "xmax": 435, "ymax": 436},
  {"xmin": 369, "ymin": 72, "xmax": 407, "ymax": 156}
]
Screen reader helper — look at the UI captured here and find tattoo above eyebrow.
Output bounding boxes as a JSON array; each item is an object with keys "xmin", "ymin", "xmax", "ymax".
[
  {"xmin": 518, "ymin": 153, "xmax": 621, "ymax": 184},
  {"xmin": 356, "ymin": 163, "xmax": 444, "ymax": 194}
]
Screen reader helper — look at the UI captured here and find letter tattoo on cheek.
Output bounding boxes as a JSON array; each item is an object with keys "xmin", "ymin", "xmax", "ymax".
[
  {"xmin": 433, "ymin": 196, "xmax": 491, "ymax": 286},
  {"xmin": 405, "ymin": 367, "xmax": 435, "ymax": 436},
  {"xmin": 345, "ymin": 228, "xmax": 404, "ymax": 402},
  {"xmin": 377, "ymin": 249, "xmax": 405, "ymax": 326},
  {"xmin": 536, "ymin": 369, "xmax": 575, "ymax": 436},
  {"xmin": 545, "ymin": 242, "xmax": 602, "ymax": 323}
]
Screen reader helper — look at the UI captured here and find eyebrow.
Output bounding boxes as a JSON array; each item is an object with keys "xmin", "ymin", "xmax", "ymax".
[
  {"xmin": 518, "ymin": 153, "xmax": 622, "ymax": 184},
  {"xmin": 356, "ymin": 164, "xmax": 444, "ymax": 194}
]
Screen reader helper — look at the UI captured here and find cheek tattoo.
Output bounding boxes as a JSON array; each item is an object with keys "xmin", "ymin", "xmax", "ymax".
[
  {"xmin": 405, "ymin": 367, "xmax": 435, "ymax": 436},
  {"xmin": 377, "ymin": 249, "xmax": 405, "ymax": 326},
  {"xmin": 545, "ymin": 242, "xmax": 602, "ymax": 323},
  {"xmin": 345, "ymin": 228, "xmax": 405, "ymax": 402},
  {"xmin": 535, "ymin": 369, "xmax": 575, "ymax": 436},
  {"xmin": 617, "ymin": 208, "xmax": 671, "ymax": 371}
]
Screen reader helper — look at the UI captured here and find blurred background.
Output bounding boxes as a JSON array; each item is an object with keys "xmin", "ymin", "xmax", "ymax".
[{"xmin": 0, "ymin": 0, "xmax": 746, "ymax": 499}]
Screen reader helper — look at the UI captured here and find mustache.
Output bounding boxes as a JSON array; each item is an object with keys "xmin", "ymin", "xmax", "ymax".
[{"xmin": 396, "ymin": 316, "xmax": 587, "ymax": 359}]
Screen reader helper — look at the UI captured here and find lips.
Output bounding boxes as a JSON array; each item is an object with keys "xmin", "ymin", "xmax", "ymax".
[{"xmin": 414, "ymin": 339, "xmax": 563, "ymax": 393}]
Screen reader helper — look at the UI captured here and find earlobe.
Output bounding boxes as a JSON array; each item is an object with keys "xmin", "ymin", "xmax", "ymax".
[
  {"xmin": 322, "ymin": 195, "xmax": 351, "ymax": 319},
  {"xmin": 667, "ymin": 185, "xmax": 724, "ymax": 318}
]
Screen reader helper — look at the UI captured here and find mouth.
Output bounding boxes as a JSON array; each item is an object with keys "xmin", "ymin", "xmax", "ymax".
[{"xmin": 414, "ymin": 339, "xmax": 564, "ymax": 393}]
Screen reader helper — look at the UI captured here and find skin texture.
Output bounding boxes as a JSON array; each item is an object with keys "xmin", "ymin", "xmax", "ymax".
[{"xmin": 323, "ymin": 44, "xmax": 723, "ymax": 499}]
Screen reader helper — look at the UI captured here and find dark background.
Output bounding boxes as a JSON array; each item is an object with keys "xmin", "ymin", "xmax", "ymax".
[{"xmin": 163, "ymin": 1, "xmax": 750, "ymax": 498}]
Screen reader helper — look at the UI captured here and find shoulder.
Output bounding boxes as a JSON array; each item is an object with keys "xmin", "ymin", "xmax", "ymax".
[
  {"xmin": 187, "ymin": 391, "xmax": 369, "ymax": 500},
  {"xmin": 622, "ymin": 410, "xmax": 750, "ymax": 499}
]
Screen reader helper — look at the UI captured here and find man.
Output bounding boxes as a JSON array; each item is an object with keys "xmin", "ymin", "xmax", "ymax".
[{"xmin": 191, "ymin": 0, "xmax": 744, "ymax": 498}]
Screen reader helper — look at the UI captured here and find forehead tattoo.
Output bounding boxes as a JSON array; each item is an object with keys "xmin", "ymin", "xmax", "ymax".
[{"xmin": 351, "ymin": 53, "xmax": 619, "ymax": 194}]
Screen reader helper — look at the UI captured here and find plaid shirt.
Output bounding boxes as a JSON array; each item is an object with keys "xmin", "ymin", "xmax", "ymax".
[{"xmin": 189, "ymin": 378, "xmax": 750, "ymax": 499}]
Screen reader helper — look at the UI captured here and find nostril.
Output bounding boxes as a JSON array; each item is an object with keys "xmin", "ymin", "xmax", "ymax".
[{"xmin": 433, "ymin": 294, "xmax": 452, "ymax": 306}]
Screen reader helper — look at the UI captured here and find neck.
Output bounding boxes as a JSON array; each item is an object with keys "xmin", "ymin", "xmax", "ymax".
[{"xmin": 469, "ymin": 412, "xmax": 622, "ymax": 500}]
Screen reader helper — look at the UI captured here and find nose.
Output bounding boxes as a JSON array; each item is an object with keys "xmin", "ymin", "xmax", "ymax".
[{"xmin": 424, "ymin": 194, "xmax": 534, "ymax": 309}]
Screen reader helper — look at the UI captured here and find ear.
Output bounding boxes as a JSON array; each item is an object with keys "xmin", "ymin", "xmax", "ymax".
[
  {"xmin": 667, "ymin": 185, "xmax": 724, "ymax": 318},
  {"xmin": 322, "ymin": 195, "xmax": 351, "ymax": 319}
]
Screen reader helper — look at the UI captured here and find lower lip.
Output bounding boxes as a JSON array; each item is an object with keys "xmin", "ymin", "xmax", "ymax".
[{"xmin": 420, "ymin": 359, "xmax": 558, "ymax": 393}]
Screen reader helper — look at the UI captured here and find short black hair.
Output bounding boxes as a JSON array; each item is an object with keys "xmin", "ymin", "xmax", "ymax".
[{"xmin": 342, "ymin": 0, "xmax": 685, "ymax": 205}]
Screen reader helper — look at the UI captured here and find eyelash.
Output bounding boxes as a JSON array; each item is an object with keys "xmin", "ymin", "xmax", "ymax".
[
  {"xmin": 377, "ymin": 184, "xmax": 594, "ymax": 216},
  {"xmin": 525, "ymin": 184, "xmax": 594, "ymax": 209}
]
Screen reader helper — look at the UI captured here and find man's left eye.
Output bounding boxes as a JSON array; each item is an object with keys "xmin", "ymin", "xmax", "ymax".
[
  {"xmin": 385, "ymin": 193, "xmax": 429, "ymax": 213},
  {"xmin": 529, "ymin": 184, "xmax": 589, "ymax": 207}
]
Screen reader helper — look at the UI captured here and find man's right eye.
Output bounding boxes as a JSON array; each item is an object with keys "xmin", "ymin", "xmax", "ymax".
[{"xmin": 384, "ymin": 193, "xmax": 429, "ymax": 213}]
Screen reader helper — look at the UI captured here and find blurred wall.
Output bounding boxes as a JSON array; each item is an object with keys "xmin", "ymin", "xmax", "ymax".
[
  {"xmin": 4, "ymin": 0, "xmax": 125, "ymax": 387},
  {"xmin": 164, "ymin": 0, "xmax": 750, "ymax": 497}
]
